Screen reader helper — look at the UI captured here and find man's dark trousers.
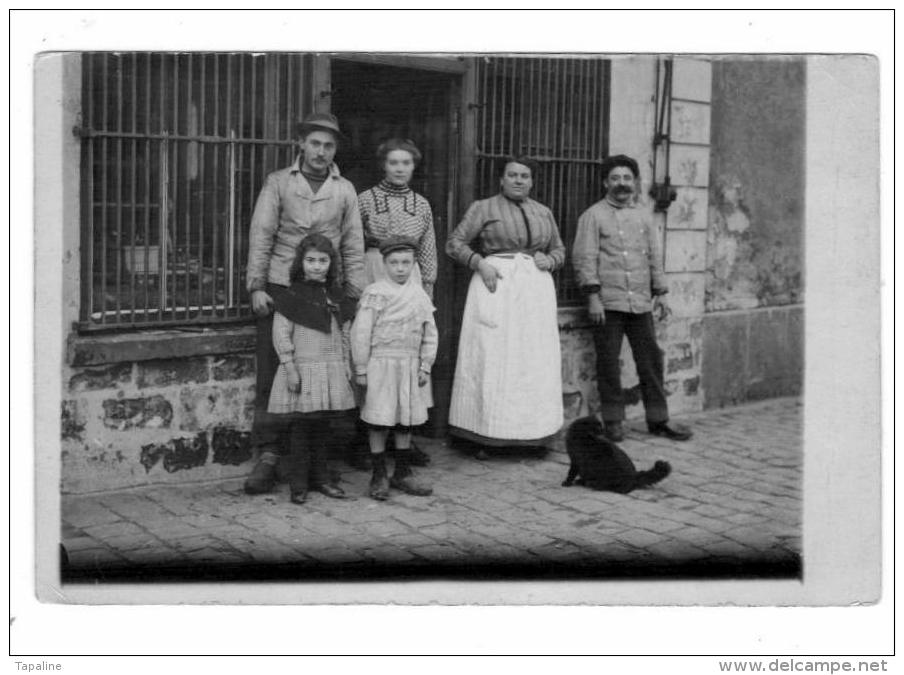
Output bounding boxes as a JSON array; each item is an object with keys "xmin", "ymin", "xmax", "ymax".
[
  {"xmin": 250, "ymin": 283, "xmax": 290, "ymax": 456},
  {"xmin": 593, "ymin": 309, "xmax": 669, "ymax": 424}
]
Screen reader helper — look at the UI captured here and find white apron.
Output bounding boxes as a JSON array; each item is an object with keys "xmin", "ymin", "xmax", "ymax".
[{"xmin": 449, "ymin": 253, "xmax": 563, "ymax": 443}]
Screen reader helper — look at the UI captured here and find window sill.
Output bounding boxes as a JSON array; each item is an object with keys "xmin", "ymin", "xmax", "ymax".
[
  {"xmin": 67, "ymin": 309, "xmax": 590, "ymax": 367},
  {"xmin": 68, "ymin": 324, "xmax": 257, "ymax": 367}
]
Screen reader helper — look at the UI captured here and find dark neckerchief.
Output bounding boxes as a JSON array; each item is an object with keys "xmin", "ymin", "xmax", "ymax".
[
  {"xmin": 302, "ymin": 169, "xmax": 329, "ymax": 194},
  {"xmin": 272, "ymin": 279, "xmax": 354, "ymax": 333}
]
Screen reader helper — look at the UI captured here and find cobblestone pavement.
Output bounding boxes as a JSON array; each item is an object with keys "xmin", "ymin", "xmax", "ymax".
[{"xmin": 61, "ymin": 398, "xmax": 802, "ymax": 581}]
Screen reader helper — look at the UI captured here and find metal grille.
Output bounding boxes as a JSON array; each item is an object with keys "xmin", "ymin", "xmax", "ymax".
[
  {"xmin": 475, "ymin": 56, "xmax": 610, "ymax": 304},
  {"xmin": 78, "ymin": 52, "xmax": 314, "ymax": 330}
]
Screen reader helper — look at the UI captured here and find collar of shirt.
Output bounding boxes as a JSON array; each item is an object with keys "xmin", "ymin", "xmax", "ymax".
[
  {"xmin": 376, "ymin": 179, "xmax": 413, "ymax": 195},
  {"xmin": 500, "ymin": 193, "xmax": 531, "ymax": 207},
  {"xmin": 604, "ymin": 195, "xmax": 637, "ymax": 210},
  {"xmin": 290, "ymin": 155, "xmax": 342, "ymax": 179}
]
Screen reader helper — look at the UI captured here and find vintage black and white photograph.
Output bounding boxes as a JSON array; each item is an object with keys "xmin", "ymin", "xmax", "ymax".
[
  {"xmin": 45, "ymin": 49, "xmax": 811, "ymax": 585},
  {"xmin": 22, "ymin": 12, "xmax": 885, "ymax": 626}
]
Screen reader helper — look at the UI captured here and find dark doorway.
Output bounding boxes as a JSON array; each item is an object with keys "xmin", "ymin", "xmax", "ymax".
[{"xmin": 330, "ymin": 59, "xmax": 461, "ymax": 436}]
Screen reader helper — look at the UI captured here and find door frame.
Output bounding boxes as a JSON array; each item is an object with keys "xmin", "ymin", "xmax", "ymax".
[{"xmin": 315, "ymin": 54, "xmax": 478, "ymax": 435}]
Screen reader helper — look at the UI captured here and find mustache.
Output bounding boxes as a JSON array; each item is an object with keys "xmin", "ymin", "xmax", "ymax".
[{"xmin": 612, "ymin": 185, "xmax": 633, "ymax": 194}]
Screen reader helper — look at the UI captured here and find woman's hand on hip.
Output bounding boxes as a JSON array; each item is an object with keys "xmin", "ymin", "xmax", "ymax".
[
  {"xmin": 477, "ymin": 259, "xmax": 503, "ymax": 293},
  {"xmin": 355, "ymin": 374, "xmax": 368, "ymax": 387},
  {"xmin": 251, "ymin": 290, "xmax": 273, "ymax": 317},
  {"xmin": 587, "ymin": 294, "xmax": 605, "ymax": 325},
  {"xmin": 533, "ymin": 251, "xmax": 553, "ymax": 271}
]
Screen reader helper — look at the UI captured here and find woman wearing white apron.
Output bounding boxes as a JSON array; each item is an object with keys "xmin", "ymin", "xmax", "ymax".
[
  {"xmin": 446, "ymin": 157, "xmax": 565, "ymax": 454},
  {"xmin": 355, "ymin": 138, "xmax": 438, "ymax": 466}
]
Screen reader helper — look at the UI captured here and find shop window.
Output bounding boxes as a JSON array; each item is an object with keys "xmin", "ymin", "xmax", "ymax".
[{"xmin": 78, "ymin": 52, "xmax": 313, "ymax": 330}]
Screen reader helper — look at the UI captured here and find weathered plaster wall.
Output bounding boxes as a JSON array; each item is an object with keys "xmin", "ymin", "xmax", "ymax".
[
  {"xmin": 702, "ymin": 58, "xmax": 806, "ymax": 408},
  {"xmin": 706, "ymin": 58, "xmax": 805, "ymax": 311}
]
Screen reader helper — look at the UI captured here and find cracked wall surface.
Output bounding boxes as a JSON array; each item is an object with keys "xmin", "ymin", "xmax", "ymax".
[{"xmin": 706, "ymin": 59, "xmax": 805, "ymax": 312}]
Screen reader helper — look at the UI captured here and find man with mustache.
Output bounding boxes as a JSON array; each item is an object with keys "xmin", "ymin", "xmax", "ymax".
[{"xmin": 572, "ymin": 154, "xmax": 692, "ymax": 442}]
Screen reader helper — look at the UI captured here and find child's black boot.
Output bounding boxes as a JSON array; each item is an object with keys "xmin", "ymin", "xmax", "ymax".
[
  {"xmin": 369, "ymin": 453, "xmax": 390, "ymax": 501},
  {"xmin": 390, "ymin": 450, "xmax": 433, "ymax": 496}
]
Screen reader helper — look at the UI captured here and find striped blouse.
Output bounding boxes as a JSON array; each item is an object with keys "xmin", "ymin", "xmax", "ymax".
[
  {"xmin": 358, "ymin": 180, "xmax": 438, "ymax": 291},
  {"xmin": 446, "ymin": 194, "xmax": 566, "ymax": 271}
]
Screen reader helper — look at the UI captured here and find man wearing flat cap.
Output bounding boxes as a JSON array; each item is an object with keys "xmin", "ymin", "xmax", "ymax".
[{"xmin": 244, "ymin": 112, "xmax": 366, "ymax": 494}]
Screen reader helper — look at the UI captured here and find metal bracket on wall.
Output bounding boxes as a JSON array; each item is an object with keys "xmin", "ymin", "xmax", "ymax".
[{"xmin": 650, "ymin": 57, "xmax": 677, "ymax": 213}]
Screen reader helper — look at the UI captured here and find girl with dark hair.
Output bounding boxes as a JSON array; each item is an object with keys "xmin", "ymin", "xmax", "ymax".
[{"xmin": 266, "ymin": 233, "xmax": 358, "ymax": 504}]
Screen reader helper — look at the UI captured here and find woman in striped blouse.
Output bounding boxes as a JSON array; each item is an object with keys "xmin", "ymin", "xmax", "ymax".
[
  {"xmin": 354, "ymin": 138, "xmax": 439, "ymax": 466},
  {"xmin": 446, "ymin": 157, "xmax": 566, "ymax": 455},
  {"xmin": 357, "ymin": 138, "xmax": 438, "ymax": 298}
]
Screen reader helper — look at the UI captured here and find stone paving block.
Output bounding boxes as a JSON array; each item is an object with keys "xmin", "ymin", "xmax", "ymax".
[
  {"xmin": 305, "ymin": 547, "xmax": 370, "ymax": 565},
  {"xmin": 118, "ymin": 546, "xmax": 187, "ymax": 565},
  {"xmin": 61, "ymin": 499, "xmax": 123, "ymax": 528},
  {"xmin": 562, "ymin": 497, "xmax": 613, "ymax": 515},
  {"xmin": 657, "ymin": 495, "xmax": 702, "ymax": 510},
  {"xmin": 722, "ymin": 512, "xmax": 770, "ymax": 526},
  {"xmin": 61, "ymin": 535, "xmax": 104, "ymax": 552},
  {"xmin": 642, "ymin": 539, "xmax": 708, "ymax": 561},
  {"xmin": 331, "ymin": 504, "xmax": 401, "ymax": 524},
  {"xmin": 234, "ymin": 538, "xmax": 311, "ymax": 563},
  {"xmin": 362, "ymin": 545, "xmax": 420, "ymax": 563},
  {"xmin": 698, "ymin": 539, "xmax": 758, "ymax": 559},
  {"xmin": 692, "ymin": 503, "xmax": 738, "ymax": 519},
  {"xmin": 169, "ymin": 534, "xmax": 231, "ymax": 553},
  {"xmin": 392, "ymin": 509, "xmax": 450, "ymax": 529},
  {"xmin": 489, "ymin": 508, "xmax": 546, "ymax": 527},
  {"xmin": 722, "ymin": 526, "xmax": 782, "ymax": 549},
  {"xmin": 98, "ymin": 492, "xmax": 167, "ymax": 517},
  {"xmin": 613, "ymin": 528, "xmax": 669, "ymax": 550},
  {"xmin": 386, "ymin": 532, "xmax": 442, "ymax": 548},
  {"xmin": 140, "ymin": 519, "xmax": 205, "ymax": 539},
  {"xmin": 626, "ymin": 515, "xmax": 688, "ymax": 535},
  {"xmin": 184, "ymin": 547, "xmax": 248, "ymax": 564},
  {"xmin": 409, "ymin": 544, "xmax": 467, "ymax": 562},
  {"xmin": 358, "ymin": 519, "xmax": 419, "ymax": 538},
  {"xmin": 67, "ymin": 547, "xmax": 128, "ymax": 566},
  {"xmin": 528, "ymin": 541, "xmax": 588, "ymax": 562},
  {"xmin": 102, "ymin": 532, "xmax": 166, "ymax": 552},
  {"xmin": 82, "ymin": 521, "xmax": 146, "ymax": 540},
  {"xmin": 667, "ymin": 527, "xmax": 728, "ymax": 547}
]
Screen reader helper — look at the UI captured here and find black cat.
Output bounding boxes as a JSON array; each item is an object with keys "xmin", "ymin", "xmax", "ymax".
[{"xmin": 563, "ymin": 416, "xmax": 671, "ymax": 494}]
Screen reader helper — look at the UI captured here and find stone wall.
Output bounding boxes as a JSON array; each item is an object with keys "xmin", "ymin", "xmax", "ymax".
[{"xmin": 61, "ymin": 353, "xmax": 257, "ymax": 493}]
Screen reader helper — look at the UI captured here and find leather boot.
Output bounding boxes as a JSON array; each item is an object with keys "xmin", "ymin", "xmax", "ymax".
[
  {"xmin": 406, "ymin": 440, "xmax": 431, "ymax": 467},
  {"xmin": 390, "ymin": 451, "xmax": 433, "ymax": 496},
  {"xmin": 369, "ymin": 453, "xmax": 390, "ymax": 501},
  {"xmin": 243, "ymin": 452, "xmax": 279, "ymax": 494}
]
